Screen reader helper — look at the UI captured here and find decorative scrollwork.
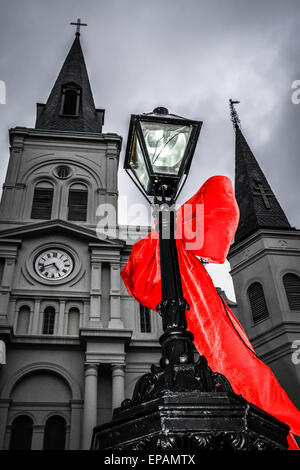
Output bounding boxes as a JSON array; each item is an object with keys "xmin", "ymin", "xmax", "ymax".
[
  {"xmin": 190, "ymin": 433, "xmax": 214, "ymax": 450},
  {"xmin": 225, "ymin": 432, "xmax": 248, "ymax": 450},
  {"xmin": 212, "ymin": 372, "xmax": 233, "ymax": 392},
  {"xmin": 252, "ymin": 439, "xmax": 269, "ymax": 450},
  {"xmin": 93, "ymin": 427, "xmax": 287, "ymax": 451},
  {"xmin": 131, "ymin": 370, "xmax": 159, "ymax": 403},
  {"xmin": 120, "ymin": 398, "xmax": 132, "ymax": 408},
  {"xmin": 155, "ymin": 435, "xmax": 177, "ymax": 451},
  {"xmin": 120, "ymin": 354, "xmax": 235, "ymax": 410}
]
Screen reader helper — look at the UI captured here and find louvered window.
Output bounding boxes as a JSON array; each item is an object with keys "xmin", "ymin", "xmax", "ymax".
[
  {"xmin": 31, "ymin": 183, "xmax": 53, "ymax": 219},
  {"xmin": 248, "ymin": 282, "xmax": 269, "ymax": 323},
  {"xmin": 60, "ymin": 84, "xmax": 81, "ymax": 116},
  {"xmin": 42, "ymin": 306, "xmax": 56, "ymax": 335},
  {"xmin": 68, "ymin": 184, "xmax": 88, "ymax": 221},
  {"xmin": 283, "ymin": 273, "xmax": 300, "ymax": 310},
  {"xmin": 140, "ymin": 305, "xmax": 151, "ymax": 333}
]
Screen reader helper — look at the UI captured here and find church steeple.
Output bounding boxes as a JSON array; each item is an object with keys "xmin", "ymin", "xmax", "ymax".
[
  {"xmin": 35, "ymin": 26, "xmax": 104, "ymax": 133},
  {"xmin": 230, "ymin": 100, "xmax": 291, "ymax": 244}
]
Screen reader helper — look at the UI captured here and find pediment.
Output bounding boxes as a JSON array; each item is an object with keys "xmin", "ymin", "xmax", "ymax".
[{"xmin": 0, "ymin": 219, "xmax": 125, "ymax": 247}]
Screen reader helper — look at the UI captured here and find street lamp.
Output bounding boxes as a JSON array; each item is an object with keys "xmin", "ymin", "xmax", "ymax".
[
  {"xmin": 124, "ymin": 106, "xmax": 201, "ymax": 201},
  {"xmin": 91, "ymin": 107, "xmax": 289, "ymax": 452},
  {"xmin": 124, "ymin": 106, "xmax": 202, "ymax": 372}
]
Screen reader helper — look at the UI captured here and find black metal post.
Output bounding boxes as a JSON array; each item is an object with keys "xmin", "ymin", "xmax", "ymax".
[{"xmin": 156, "ymin": 201, "xmax": 194, "ymax": 368}]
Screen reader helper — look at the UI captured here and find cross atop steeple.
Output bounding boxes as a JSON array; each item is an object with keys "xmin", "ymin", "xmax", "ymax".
[{"xmin": 70, "ymin": 18, "xmax": 87, "ymax": 36}]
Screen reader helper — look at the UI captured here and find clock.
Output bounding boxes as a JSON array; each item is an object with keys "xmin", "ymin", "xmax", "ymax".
[{"xmin": 35, "ymin": 249, "xmax": 74, "ymax": 281}]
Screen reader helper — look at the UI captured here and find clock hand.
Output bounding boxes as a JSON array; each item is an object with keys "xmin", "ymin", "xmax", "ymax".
[
  {"xmin": 43, "ymin": 262, "xmax": 60, "ymax": 272},
  {"xmin": 43, "ymin": 262, "xmax": 56, "ymax": 268}
]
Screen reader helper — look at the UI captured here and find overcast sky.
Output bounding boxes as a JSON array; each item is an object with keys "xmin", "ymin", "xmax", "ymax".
[{"xmin": 0, "ymin": 0, "xmax": 299, "ymax": 300}]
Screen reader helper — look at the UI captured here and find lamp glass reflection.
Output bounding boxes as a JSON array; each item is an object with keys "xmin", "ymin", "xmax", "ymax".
[
  {"xmin": 140, "ymin": 121, "xmax": 192, "ymax": 175},
  {"xmin": 129, "ymin": 133, "xmax": 150, "ymax": 192}
]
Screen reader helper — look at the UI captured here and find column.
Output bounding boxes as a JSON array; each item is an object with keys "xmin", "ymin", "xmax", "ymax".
[
  {"xmin": 57, "ymin": 300, "xmax": 65, "ymax": 336},
  {"xmin": 1, "ymin": 258, "xmax": 16, "ymax": 288},
  {"xmin": 82, "ymin": 363, "xmax": 98, "ymax": 450},
  {"xmin": 111, "ymin": 364, "xmax": 125, "ymax": 412},
  {"xmin": 4, "ymin": 424, "xmax": 11, "ymax": 450},
  {"xmin": 108, "ymin": 263, "xmax": 123, "ymax": 328},
  {"xmin": 31, "ymin": 425, "xmax": 45, "ymax": 450},
  {"xmin": 8, "ymin": 298, "xmax": 16, "ymax": 326},
  {"xmin": 83, "ymin": 301, "xmax": 89, "ymax": 328},
  {"xmin": 65, "ymin": 424, "xmax": 71, "ymax": 450},
  {"xmin": 28, "ymin": 305, "xmax": 34, "ymax": 334},
  {"xmin": 63, "ymin": 308, "xmax": 69, "ymax": 336},
  {"xmin": 106, "ymin": 150, "xmax": 117, "ymax": 210},
  {"xmin": 0, "ymin": 258, "xmax": 16, "ymax": 318},
  {"xmin": 69, "ymin": 400, "xmax": 82, "ymax": 450},
  {"xmin": 89, "ymin": 260, "xmax": 101, "ymax": 323},
  {"xmin": 0, "ymin": 399, "xmax": 10, "ymax": 449},
  {"xmin": 31, "ymin": 299, "xmax": 41, "ymax": 334},
  {"xmin": 12, "ymin": 301, "xmax": 18, "ymax": 332}
]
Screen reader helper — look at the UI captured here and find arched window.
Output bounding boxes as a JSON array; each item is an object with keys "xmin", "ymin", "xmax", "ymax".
[
  {"xmin": 42, "ymin": 306, "xmax": 56, "ymax": 335},
  {"xmin": 16, "ymin": 305, "xmax": 30, "ymax": 335},
  {"xmin": 60, "ymin": 84, "xmax": 81, "ymax": 116},
  {"xmin": 140, "ymin": 304, "xmax": 151, "ymax": 333},
  {"xmin": 67, "ymin": 183, "xmax": 88, "ymax": 221},
  {"xmin": 10, "ymin": 415, "xmax": 33, "ymax": 450},
  {"xmin": 283, "ymin": 273, "xmax": 300, "ymax": 310},
  {"xmin": 67, "ymin": 307, "xmax": 80, "ymax": 336},
  {"xmin": 248, "ymin": 282, "xmax": 269, "ymax": 323},
  {"xmin": 43, "ymin": 415, "xmax": 66, "ymax": 450},
  {"xmin": 31, "ymin": 181, "xmax": 53, "ymax": 220}
]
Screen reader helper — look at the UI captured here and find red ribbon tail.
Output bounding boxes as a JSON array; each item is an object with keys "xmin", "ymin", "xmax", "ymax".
[{"xmin": 288, "ymin": 433, "xmax": 299, "ymax": 450}]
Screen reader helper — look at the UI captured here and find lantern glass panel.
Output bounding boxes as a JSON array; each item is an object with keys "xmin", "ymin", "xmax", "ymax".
[
  {"xmin": 129, "ymin": 133, "xmax": 150, "ymax": 192},
  {"xmin": 140, "ymin": 121, "xmax": 192, "ymax": 175}
]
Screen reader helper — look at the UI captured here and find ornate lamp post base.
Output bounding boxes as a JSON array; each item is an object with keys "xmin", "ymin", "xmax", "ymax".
[{"xmin": 91, "ymin": 358, "xmax": 289, "ymax": 451}]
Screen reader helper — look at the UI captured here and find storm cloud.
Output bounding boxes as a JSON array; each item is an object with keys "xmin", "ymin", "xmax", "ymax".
[{"xmin": 0, "ymin": 0, "xmax": 299, "ymax": 298}]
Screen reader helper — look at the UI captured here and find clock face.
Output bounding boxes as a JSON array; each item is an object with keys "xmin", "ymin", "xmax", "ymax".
[{"xmin": 35, "ymin": 249, "xmax": 74, "ymax": 281}]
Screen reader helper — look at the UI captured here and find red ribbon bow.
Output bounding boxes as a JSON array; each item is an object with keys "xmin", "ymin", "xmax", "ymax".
[{"xmin": 121, "ymin": 175, "xmax": 300, "ymax": 449}]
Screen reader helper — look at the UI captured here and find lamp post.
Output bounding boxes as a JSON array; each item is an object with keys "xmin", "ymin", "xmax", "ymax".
[
  {"xmin": 91, "ymin": 108, "xmax": 289, "ymax": 452},
  {"xmin": 124, "ymin": 106, "xmax": 202, "ymax": 375}
]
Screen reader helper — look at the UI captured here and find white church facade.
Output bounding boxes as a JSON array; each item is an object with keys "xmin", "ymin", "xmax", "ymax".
[
  {"xmin": 0, "ymin": 32, "xmax": 163, "ymax": 450},
  {"xmin": 0, "ymin": 30, "xmax": 299, "ymax": 450}
]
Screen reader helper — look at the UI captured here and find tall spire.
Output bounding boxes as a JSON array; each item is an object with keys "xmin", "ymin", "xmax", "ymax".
[
  {"xmin": 231, "ymin": 100, "xmax": 291, "ymax": 244},
  {"xmin": 35, "ymin": 25, "xmax": 104, "ymax": 133}
]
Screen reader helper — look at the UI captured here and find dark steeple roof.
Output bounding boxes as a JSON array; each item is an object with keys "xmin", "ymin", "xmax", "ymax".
[
  {"xmin": 35, "ymin": 34, "xmax": 104, "ymax": 133},
  {"xmin": 234, "ymin": 125, "xmax": 291, "ymax": 244}
]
